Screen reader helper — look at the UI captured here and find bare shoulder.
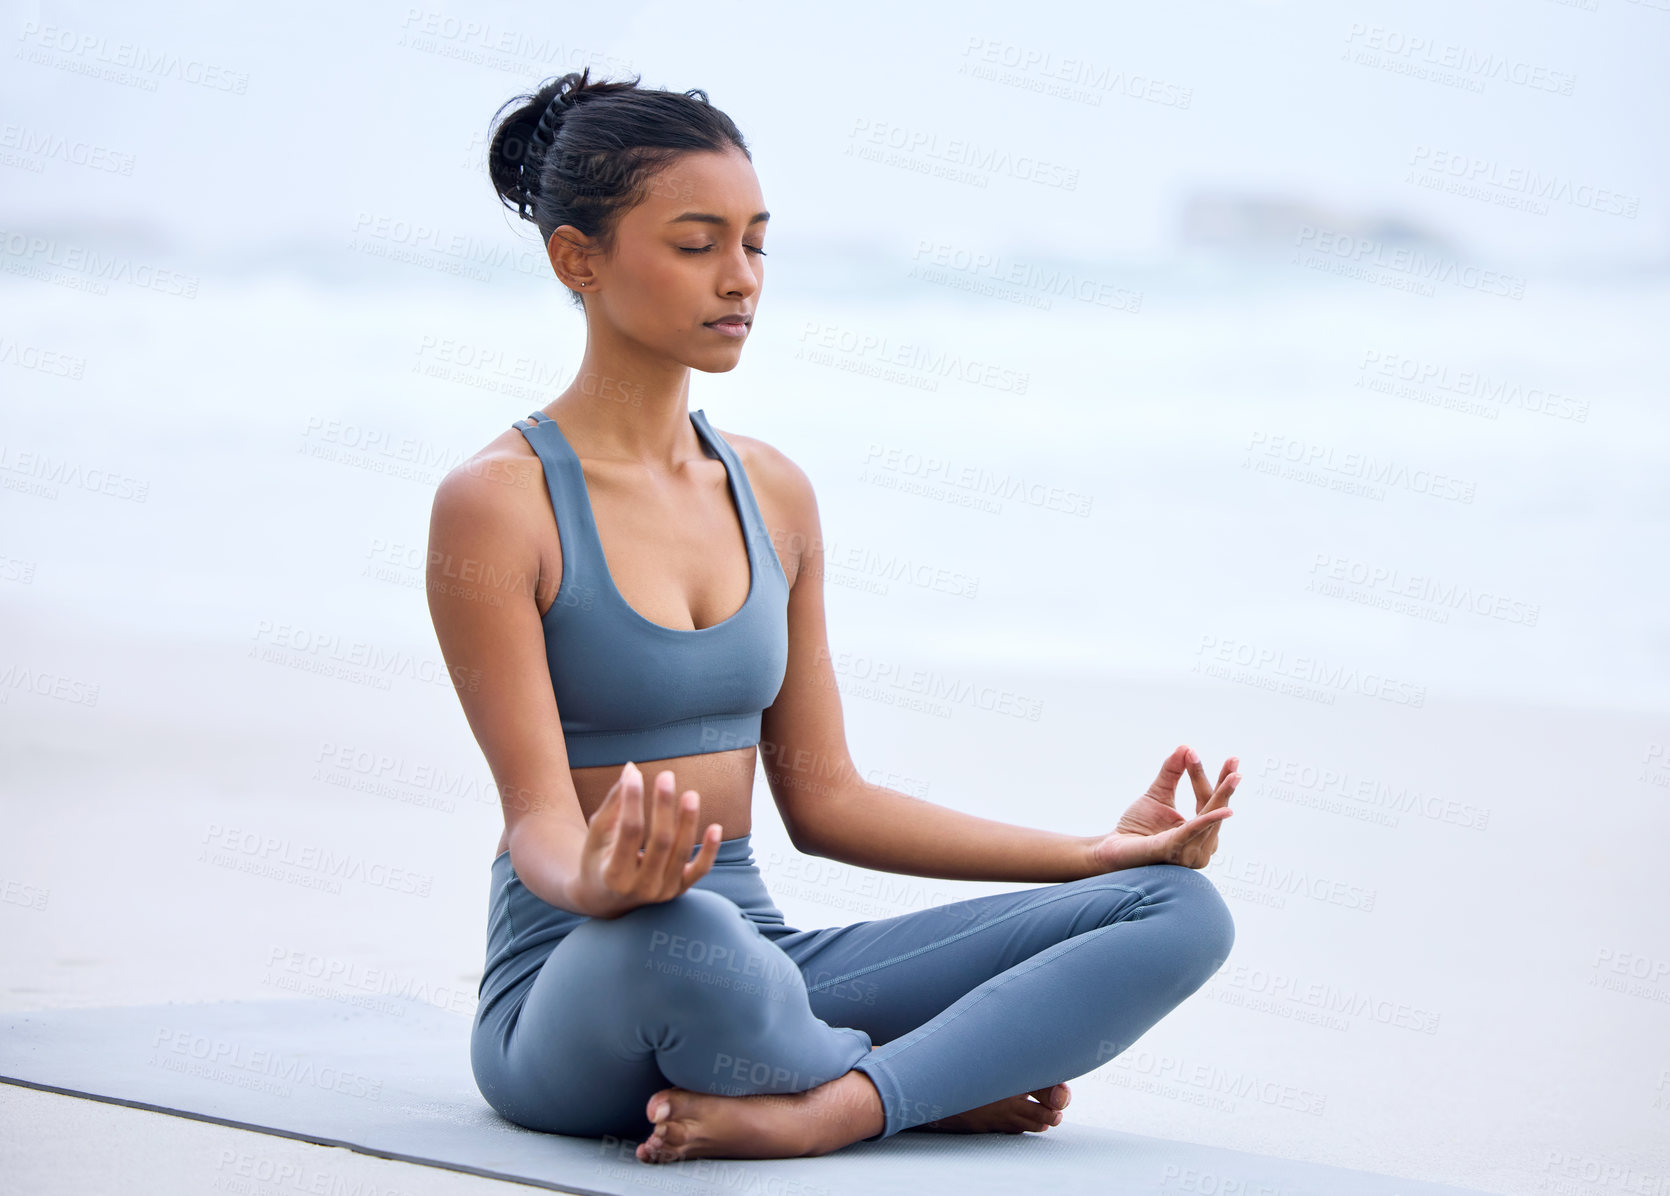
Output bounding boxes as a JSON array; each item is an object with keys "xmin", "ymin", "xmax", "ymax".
[
  {"xmin": 431, "ymin": 422, "xmax": 544, "ymax": 519},
  {"xmin": 707, "ymin": 423, "xmax": 818, "ymax": 520},
  {"xmin": 428, "ymin": 421, "xmax": 552, "ymax": 576},
  {"xmin": 707, "ymin": 422, "xmax": 820, "ymax": 586}
]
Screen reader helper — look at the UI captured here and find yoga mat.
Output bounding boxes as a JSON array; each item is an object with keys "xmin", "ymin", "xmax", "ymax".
[{"xmin": 0, "ymin": 995, "xmax": 1492, "ymax": 1195}]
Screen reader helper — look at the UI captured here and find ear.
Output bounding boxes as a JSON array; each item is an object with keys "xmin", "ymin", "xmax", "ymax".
[{"xmin": 545, "ymin": 225, "xmax": 599, "ymax": 291}]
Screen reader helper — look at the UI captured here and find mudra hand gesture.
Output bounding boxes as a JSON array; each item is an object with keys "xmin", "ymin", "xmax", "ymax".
[{"xmin": 1088, "ymin": 745, "xmax": 1239, "ymax": 873}]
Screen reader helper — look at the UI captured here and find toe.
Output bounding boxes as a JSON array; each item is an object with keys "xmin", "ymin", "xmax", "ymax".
[
  {"xmin": 1030, "ymin": 1083, "xmax": 1068, "ymax": 1111},
  {"xmin": 645, "ymin": 1088, "xmax": 675, "ymax": 1125}
]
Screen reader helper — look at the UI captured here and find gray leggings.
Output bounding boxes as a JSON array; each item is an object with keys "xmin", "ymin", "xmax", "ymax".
[{"xmin": 471, "ymin": 834, "xmax": 1235, "ymax": 1141}]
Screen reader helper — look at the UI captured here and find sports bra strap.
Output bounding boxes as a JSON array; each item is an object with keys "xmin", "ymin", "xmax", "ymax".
[{"xmin": 513, "ymin": 411, "xmax": 608, "ymax": 583}]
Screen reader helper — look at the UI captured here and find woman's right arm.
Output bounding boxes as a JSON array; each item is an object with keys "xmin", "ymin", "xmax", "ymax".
[{"xmin": 424, "ymin": 450, "xmax": 720, "ymax": 918}]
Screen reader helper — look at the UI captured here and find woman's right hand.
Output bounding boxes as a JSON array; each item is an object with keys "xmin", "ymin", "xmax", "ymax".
[{"xmin": 570, "ymin": 760, "xmax": 722, "ymax": 919}]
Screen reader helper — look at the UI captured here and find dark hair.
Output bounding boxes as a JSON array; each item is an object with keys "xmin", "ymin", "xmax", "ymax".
[{"xmin": 488, "ymin": 68, "xmax": 751, "ymax": 307}]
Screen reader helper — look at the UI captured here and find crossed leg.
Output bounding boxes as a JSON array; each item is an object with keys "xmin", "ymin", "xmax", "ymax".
[
  {"xmin": 470, "ymin": 863, "xmax": 1234, "ymax": 1162},
  {"xmin": 640, "ymin": 862, "xmax": 1236, "ymax": 1157}
]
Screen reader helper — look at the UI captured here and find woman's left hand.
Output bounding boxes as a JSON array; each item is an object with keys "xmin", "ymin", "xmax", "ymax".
[{"xmin": 1087, "ymin": 745, "xmax": 1239, "ymax": 873}]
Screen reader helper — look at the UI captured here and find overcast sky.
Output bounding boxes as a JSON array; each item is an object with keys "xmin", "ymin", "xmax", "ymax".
[{"xmin": 5, "ymin": 0, "xmax": 1666, "ymax": 276}]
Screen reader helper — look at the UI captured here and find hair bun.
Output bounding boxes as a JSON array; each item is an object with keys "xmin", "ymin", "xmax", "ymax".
[
  {"xmin": 485, "ymin": 69, "xmax": 750, "ymax": 308},
  {"xmin": 532, "ymin": 72, "xmax": 590, "ymax": 147}
]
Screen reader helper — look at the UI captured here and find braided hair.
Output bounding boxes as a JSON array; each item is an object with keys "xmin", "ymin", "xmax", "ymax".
[{"xmin": 487, "ymin": 68, "xmax": 752, "ymax": 305}]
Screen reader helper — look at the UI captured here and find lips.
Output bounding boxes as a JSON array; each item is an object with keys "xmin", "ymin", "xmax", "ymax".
[{"xmin": 705, "ymin": 316, "xmax": 751, "ymax": 327}]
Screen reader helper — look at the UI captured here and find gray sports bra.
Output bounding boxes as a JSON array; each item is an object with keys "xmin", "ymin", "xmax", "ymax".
[{"xmin": 513, "ymin": 409, "xmax": 791, "ymax": 768}]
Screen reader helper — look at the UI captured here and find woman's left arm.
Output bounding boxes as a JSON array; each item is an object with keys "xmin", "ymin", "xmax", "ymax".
[
  {"xmin": 749, "ymin": 442, "xmax": 1102, "ymax": 883},
  {"xmin": 791, "ymin": 775, "xmax": 1104, "ymax": 882},
  {"xmin": 751, "ymin": 440, "xmax": 1236, "ymax": 884}
]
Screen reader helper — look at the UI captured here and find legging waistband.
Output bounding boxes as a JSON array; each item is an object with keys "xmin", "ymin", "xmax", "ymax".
[
  {"xmin": 489, "ymin": 831, "xmax": 758, "ymax": 870},
  {"xmin": 707, "ymin": 833, "xmax": 758, "ymax": 866}
]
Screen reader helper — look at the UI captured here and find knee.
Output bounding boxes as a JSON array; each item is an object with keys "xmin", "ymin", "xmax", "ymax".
[
  {"xmin": 575, "ymin": 886, "xmax": 750, "ymax": 948},
  {"xmin": 612, "ymin": 885, "xmax": 756, "ymax": 943},
  {"xmin": 1162, "ymin": 866, "xmax": 1236, "ymax": 974},
  {"xmin": 578, "ymin": 888, "xmax": 770, "ymax": 991}
]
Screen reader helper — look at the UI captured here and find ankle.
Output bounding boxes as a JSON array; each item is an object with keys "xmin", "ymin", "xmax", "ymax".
[{"xmin": 807, "ymin": 1069, "xmax": 884, "ymax": 1153}]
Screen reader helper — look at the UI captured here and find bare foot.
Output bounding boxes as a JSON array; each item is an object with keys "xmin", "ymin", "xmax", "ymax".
[
  {"xmin": 913, "ymin": 1082, "xmax": 1072, "ymax": 1134},
  {"xmin": 636, "ymin": 1070, "xmax": 885, "ymax": 1164}
]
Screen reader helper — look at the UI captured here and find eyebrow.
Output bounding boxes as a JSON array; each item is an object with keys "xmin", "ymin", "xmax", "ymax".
[{"xmin": 665, "ymin": 211, "xmax": 770, "ymax": 227}]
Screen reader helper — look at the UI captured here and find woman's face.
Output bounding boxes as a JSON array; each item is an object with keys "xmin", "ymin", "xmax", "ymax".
[{"xmin": 564, "ymin": 147, "xmax": 768, "ymax": 372}]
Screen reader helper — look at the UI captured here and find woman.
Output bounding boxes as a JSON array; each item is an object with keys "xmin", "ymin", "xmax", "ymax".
[{"xmin": 426, "ymin": 68, "xmax": 1240, "ymax": 1166}]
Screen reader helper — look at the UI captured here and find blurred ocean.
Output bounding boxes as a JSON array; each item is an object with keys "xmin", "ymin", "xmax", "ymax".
[{"xmin": 5, "ymin": 248, "xmax": 1666, "ymax": 712}]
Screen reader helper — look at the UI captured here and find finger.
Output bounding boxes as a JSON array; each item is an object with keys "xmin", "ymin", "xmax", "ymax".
[
  {"xmin": 1147, "ymin": 745, "xmax": 1190, "ymax": 808},
  {"xmin": 604, "ymin": 762, "xmax": 645, "ymax": 888},
  {"xmin": 638, "ymin": 769, "xmax": 680, "ymax": 884},
  {"xmin": 1200, "ymin": 768, "xmax": 1241, "ymax": 815},
  {"xmin": 585, "ymin": 771, "xmax": 622, "ymax": 843},
  {"xmin": 658, "ymin": 788, "xmax": 700, "ymax": 899},
  {"xmin": 1184, "ymin": 747, "xmax": 1216, "ymax": 813},
  {"xmin": 1203, "ymin": 764, "xmax": 1238, "ymax": 848},
  {"xmin": 682, "ymin": 821, "xmax": 722, "ymax": 888},
  {"xmin": 1176, "ymin": 807, "xmax": 1233, "ymax": 847}
]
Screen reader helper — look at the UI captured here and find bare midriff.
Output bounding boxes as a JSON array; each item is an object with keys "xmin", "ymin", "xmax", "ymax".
[{"xmin": 493, "ymin": 745, "xmax": 757, "ymax": 860}]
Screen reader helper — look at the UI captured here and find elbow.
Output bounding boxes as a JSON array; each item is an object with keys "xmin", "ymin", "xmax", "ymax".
[
  {"xmin": 784, "ymin": 823, "xmax": 829, "ymax": 860},
  {"xmin": 775, "ymin": 777, "xmax": 862, "ymax": 861}
]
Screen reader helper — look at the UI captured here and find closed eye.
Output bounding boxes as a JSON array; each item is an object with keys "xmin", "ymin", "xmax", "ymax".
[{"xmin": 680, "ymin": 246, "xmax": 768, "ymax": 256}]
